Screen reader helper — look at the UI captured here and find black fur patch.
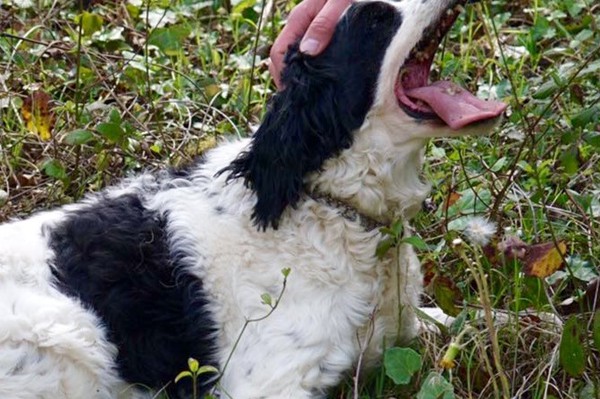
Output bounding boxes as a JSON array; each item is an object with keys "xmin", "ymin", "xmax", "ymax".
[
  {"xmin": 48, "ymin": 194, "xmax": 217, "ymax": 398},
  {"xmin": 220, "ymin": 2, "xmax": 403, "ymax": 230}
]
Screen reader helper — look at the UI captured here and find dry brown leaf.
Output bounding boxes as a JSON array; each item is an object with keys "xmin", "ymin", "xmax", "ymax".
[
  {"xmin": 21, "ymin": 91, "xmax": 54, "ymax": 141},
  {"xmin": 444, "ymin": 192, "xmax": 461, "ymax": 210},
  {"xmin": 523, "ymin": 241, "xmax": 567, "ymax": 278}
]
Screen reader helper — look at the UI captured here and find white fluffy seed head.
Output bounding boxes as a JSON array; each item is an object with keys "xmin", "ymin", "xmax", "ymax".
[{"xmin": 463, "ymin": 216, "xmax": 497, "ymax": 246}]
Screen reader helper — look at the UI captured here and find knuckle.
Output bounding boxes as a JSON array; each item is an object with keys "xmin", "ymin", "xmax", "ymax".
[{"xmin": 307, "ymin": 15, "xmax": 337, "ymax": 36}]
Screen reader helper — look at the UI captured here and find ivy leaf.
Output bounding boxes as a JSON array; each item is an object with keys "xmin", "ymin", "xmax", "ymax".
[
  {"xmin": 559, "ymin": 316, "xmax": 586, "ymax": 377},
  {"xmin": 384, "ymin": 347, "xmax": 422, "ymax": 385}
]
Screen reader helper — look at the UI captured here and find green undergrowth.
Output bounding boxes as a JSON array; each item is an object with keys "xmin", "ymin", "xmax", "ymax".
[{"xmin": 1, "ymin": 0, "xmax": 599, "ymax": 398}]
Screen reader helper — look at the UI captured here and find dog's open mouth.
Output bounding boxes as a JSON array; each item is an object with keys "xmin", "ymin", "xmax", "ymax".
[{"xmin": 395, "ymin": 1, "xmax": 507, "ymax": 130}]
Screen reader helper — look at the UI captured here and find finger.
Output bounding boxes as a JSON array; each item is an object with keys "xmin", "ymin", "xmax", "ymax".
[
  {"xmin": 300, "ymin": 0, "xmax": 352, "ymax": 55},
  {"xmin": 268, "ymin": 59, "xmax": 282, "ymax": 89},
  {"xmin": 270, "ymin": 0, "xmax": 327, "ymax": 89}
]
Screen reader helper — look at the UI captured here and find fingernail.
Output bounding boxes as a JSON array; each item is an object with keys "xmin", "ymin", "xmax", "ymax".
[{"xmin": 300, "ymin": 38, "xmax": 320, "ymax": 55}]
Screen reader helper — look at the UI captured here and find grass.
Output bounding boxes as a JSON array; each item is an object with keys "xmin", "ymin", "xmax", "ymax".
[{"xmin": 1, "ymin": 0, "xmax": 599, "ymax": 398}]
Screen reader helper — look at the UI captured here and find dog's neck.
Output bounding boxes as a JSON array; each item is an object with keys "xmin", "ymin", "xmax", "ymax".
[
  {"xmin": 308, "ymin": 191, "xmax": 384, "ymax": 231},
  {"xmin": 307, "ymin": 121, "xmax": 430, "ymax": 224}
]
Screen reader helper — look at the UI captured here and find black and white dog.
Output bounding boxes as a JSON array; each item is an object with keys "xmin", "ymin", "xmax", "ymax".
[{"xmin": 0, "ymin": 0, "xmax": 506, "ymax": 397}]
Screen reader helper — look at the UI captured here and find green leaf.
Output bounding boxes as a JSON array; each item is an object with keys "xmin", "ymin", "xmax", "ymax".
[
  {"xmin": 41, "ymin": 159, "xmax": 68, "ymax": 181},
  {"xmin": 174, "ymin": 370, "xmax": 192, "ymax": 383},
  {"xmin": 108, "ymin": 108, "xmax": 122, "ymax": 125},
  {"xmin": 593, "ymin": 311, "xmax": 600, "ymax": 352},
  {"xmin": 196, "ymin": 365, "xmax": 219, "ymax": 375},
  {"xmin": 281, "ymin": 267, "xmax": 291, "ymax": 278},
  {"xmin": 416, "ymin": 371, "xmax": 455, "ymax": 399},
  {"xmin": 490, "ymin": 156, "xmax": 507, "ymax": 172},
  {"xmin": 571, "ymin": 106, "xmax": 599, "ymax": 128},
  {"xmin": 260, "ymin": 293, "xmax": 272, "ymax": 307},
  {"xmin": 97, "ymin": 122, "xmax": 124, "ymax": 143},
  {"xmin": 559, "ymin": 147, "xmax": 579, "ymax": 175},
  {"xmin": 232, "ymin": 0, "xmax": 256, "ymax": 13},
  {"xmin": 559, "ymin": 316, "xmax": 586, "ymax": 377},
  {"xmin": 438, "ymin": 189, "xmax": 491, "ymax": 219},
  {"xmin": 400, "ymin": 236, "xmax": 429, "ymax": 251},
  {"xmin": 580, "ymin": 380, "xmax": 599, "ymax": 399},
  {"xmin": 384, "ymin": 347, "xmax": 422, "ymax": 385},
  {"xmin": 532, "ymin": 80, "xmax": 559, "ymax": 99},
  {"xmin": 149, "ymin": 25, "xmax": 191, "ymax": 56},
  {"xmin": 64, "ymin": 129, "xmax": 94, "ymax": 145},
  {"xmin": 583, "ymin": 132, "xmax": 600, "ymax": 149},
  {"xmin": 187, "ymin": 357, "xmax": 199, "ymax": 373},
  {"xmin": 567, "ymin": 256, "xmax": 599, "ymax": 282},
  {"xmin": 376, "ymin": 237, "xmax": 395, "ymax": 260},
  {"xmin": 79, "ymin": 12, "xmax": 103, "ymax": 36},
  {"xmin": 449, "ymin": 309, "xmax": 468, "ymax": 336}
]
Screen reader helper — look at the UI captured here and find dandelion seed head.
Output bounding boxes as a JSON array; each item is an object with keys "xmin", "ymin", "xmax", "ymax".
[{"xmin": 463, "ymin": 216, "xmax": 496, "ymax": 246}]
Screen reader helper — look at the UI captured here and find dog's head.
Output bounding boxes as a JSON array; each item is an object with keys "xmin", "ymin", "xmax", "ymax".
[{"xmin": 224, "ymin": 0, "xmax": 507, "ymax": 230}]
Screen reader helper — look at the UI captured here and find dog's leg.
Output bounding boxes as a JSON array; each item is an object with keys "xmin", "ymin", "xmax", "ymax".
[
  {"xmin": 0, "ymin": 282, "xmax": 126, "ymax": 399},
  {"xmin": 216, "ymin": 320, "xmax": 343, "ymax": 398}
]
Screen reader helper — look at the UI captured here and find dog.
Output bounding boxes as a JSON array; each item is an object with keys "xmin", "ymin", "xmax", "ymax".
[{"xmin": 0, "ymin": 0, "xmax": 506, "ymax": 397}]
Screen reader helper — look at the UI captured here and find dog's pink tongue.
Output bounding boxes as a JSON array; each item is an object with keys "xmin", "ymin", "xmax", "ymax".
[{"xmin": 406, "ymin": 81, "xmax": 507, "ymax": 130}]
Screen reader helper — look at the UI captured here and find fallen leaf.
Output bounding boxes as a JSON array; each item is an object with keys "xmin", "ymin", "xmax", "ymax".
[
  {"xmin": 432, "ymin": 276, "xmax": 462, "ymax": 317},
  {"xmin": 523, "ymin": 241, "xmax": 567, "ymax": 278},
  {"xmin": 22, "ymin": 91, "xmax": 54, "ymax": 141},
  {"xmin": 444, "ymin": 192, "xmax": 462, "ymax": 211}
]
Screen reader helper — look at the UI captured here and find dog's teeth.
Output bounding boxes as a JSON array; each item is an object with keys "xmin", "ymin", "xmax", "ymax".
[{"xmin": 443, "ymin": 85, "xmax": 462, "ymax": 96}]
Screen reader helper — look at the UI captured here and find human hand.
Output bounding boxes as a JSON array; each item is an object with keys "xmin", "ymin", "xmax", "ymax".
[{"xmin": 269, "ymin": 0, "xmax": 352, "ymax": 89}]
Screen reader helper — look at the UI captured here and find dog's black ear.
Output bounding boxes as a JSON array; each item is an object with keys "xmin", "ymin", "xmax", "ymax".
[
  {"xmin": 221, "ymin": 2, "xmax": 402, "ymax": 230},
  {"xmin": 221, "ymin": 47, "xmax": 353, "ymax": 230}
]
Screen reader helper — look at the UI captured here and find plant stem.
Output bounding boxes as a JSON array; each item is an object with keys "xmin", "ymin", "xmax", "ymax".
[{"xmin": 458, "ymin": 245, "xmax": 511, "ymax": 399}]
